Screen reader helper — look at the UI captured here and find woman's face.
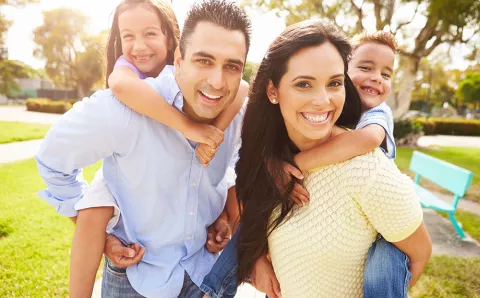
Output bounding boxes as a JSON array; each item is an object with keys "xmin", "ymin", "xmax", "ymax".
[{"xmin": 267, "ymin": 42, "xmax": 346, "ymax": 151}]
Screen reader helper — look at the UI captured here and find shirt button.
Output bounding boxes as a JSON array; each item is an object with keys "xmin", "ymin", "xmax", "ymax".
[
  {"xmin": 186, "ymin": 235, "xmax": 192, "ymax": 240},
  {"xmin": 191, "ymin": 182, "xmax": 196, "ymax": 186},
  {"xmin": 189, "ymin": 211, "xmax": 194, "ymax": 216}
]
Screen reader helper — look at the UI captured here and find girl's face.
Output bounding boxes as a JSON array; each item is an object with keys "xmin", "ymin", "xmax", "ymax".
[
  {"xmin": 267, "ymin": 42, "xmax": 346, "ymax": 151},
  {"xmin": 118, "ymin": 4, "xmax": 172, "ymax": 77}
]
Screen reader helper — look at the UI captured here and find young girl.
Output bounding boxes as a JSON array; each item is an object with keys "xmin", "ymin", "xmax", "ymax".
[{"xmin": 69, "ymin": 1, "xmax": 248, "ymax": 296}]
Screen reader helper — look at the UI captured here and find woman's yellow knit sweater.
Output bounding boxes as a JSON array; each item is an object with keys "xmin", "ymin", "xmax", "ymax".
[{"xmin": 268, "ymin": 149, "xmax": 423, "ymax": 297}]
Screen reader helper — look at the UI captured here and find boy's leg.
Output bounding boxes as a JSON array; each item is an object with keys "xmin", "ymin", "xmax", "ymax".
[
  {"xmin": 363, "ymin": 235, "xmax": 412, "ymax": 298},
  {"xmin": 101, "ymin": 257, "xmax": 144, "ymax": 298},
  {"xmin": 200, "ymin": 227, "xmax": 240, "ymax": 298}
]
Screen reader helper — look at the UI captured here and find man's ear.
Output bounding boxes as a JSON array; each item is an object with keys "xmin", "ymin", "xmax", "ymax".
[
  {"xmin": 174, "ymin": 46, "xmax": 182, "ymax": 68},
  {"xmin": 266, "ymin": 80, "xmax": 279, "ymax": 104}
]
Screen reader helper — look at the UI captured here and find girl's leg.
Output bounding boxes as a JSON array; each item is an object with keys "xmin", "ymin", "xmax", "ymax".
[
  {"xmin": 70, "ymin": 206, "xmax": 113, "ymax": 298},
  {"xmin": 201, "ymin": 227, "xmax": 240, "ymax": 298},
  {"xmin": 363, "ymin": 235, "xmax": 412, "ymax": 298}
]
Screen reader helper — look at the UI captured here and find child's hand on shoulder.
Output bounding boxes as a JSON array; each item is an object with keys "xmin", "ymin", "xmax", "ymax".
[
  {"xmin": 196, "ymin": 143, "xmax": 218, "ymax": 166},
  {"xmin": 183, "ymin": 122, "xmax": 224, "ymax": 149}
]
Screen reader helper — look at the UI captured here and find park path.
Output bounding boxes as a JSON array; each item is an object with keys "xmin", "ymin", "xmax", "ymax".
[{"xmin": 1, "ymin": 106, "xmax": 479, "ymax": 297}]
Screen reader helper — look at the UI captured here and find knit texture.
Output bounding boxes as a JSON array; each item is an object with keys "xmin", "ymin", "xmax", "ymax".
[{"xmin": 268, "ymin": 149, "xmax": 423, "ymax": 297}]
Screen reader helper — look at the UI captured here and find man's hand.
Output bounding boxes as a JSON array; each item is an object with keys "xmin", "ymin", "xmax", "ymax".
[
  {"xmin": 277, "ymin": 162, "xmax": 309, "ymax": 207},
  {"xmin": 205, "ymin": 217, "xmax": 231, "ymax": 253},
  {"xmin": 104, "ymin": 234, "xmax": 146, "ymax": 268},
  {"xmin": 183, "ymin": 122, "xmax": 224, "ymax": 149},
  {"xmin": 250, "ymin": 254, "xmax": 282, "ymax": 298},
  {"xmin": 196, "ymin": 143, "xmax": 218, "ymax": 167}
]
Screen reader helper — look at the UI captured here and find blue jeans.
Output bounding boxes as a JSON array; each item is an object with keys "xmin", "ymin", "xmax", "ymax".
[
  {"xmin": 200, "ymin": 232, "xmax": 411, "ymax": 298},
  {"xmin": 101, "ymin": 257, "xmax": 204, "ymax": 298}
]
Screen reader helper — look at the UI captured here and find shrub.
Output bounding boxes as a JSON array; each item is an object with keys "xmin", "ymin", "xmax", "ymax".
[
  {"xmin": 26, "ymin": 98, "xmax": 73, "ymax": 114},
  {"xmin": 394, "ymin": 119, "xmax": 424, "ymax": 140},
  {"xmin": 415, "ymin": 117, "xmax": 480, "ymax": 136}
]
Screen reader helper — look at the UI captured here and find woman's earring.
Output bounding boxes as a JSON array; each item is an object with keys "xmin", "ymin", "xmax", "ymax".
[{"xmin": 271, "ymin": 99, "xmax": 277, "ymax": 104}]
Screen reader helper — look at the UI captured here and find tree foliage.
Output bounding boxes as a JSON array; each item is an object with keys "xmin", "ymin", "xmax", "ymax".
[
  {"xmin": 33, "ymin": 8, "xmax": 105, "ymax": 97},
  {"xmin": 457, "ymin": 71, "xmax": 480, "ymax": 107},
  {"xmin": 0, "ymin": 59, "xmax": 36, "ymax": 96},
  {"xmin": 242, "ymin": 0, "xmax": 480, "ymax": 118}
]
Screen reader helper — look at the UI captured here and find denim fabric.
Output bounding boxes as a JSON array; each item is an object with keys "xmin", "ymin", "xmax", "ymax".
[
  {"xmin": 200, "ymin": 229, "xmax": 240, "ymax": 298},
  {"xmin": 102, "ymin": 258, "xmax": 204, "ymax": 298},
  {"xmin": 363, "ymin": 236, "xmax": 412, "ymax": 298}
]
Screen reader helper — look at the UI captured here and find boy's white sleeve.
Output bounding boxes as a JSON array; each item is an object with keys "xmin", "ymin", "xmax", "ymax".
[{"xmin": 356, "ymin": 102, "xmax": 396, "ymax": 159}]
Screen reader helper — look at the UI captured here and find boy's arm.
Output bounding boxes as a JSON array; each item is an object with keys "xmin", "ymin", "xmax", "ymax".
[
  {"xmin": 109, "ymin": 66, "xmax": 223, "ymax": 148},
  {"xmin": 212, "ymin": 79, "xmax": 249, "ymax": 131},
  {"xmin": 294, "ymin": 125, "xmax": 386, "ymax": 172}
]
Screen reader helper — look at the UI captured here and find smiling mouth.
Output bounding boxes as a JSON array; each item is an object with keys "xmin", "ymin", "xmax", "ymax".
[
  {"xmin": 360, "ymin": 86, "xmax": 381, "ymax": 96},
  {"xmin": 133, "ymin": 54, "xmax": 154, "ymax": 62},
  {"xmin": 301, "ymin": 111, "xmax": 331, "ymax": 124},
  {"xmin": 199, "ymin": 90, "xmax": 224, "ymax": 104}
]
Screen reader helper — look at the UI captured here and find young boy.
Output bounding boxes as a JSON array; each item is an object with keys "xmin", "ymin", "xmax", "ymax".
[{"xmin": 202, "ymin": 31, "xmax": 413, "ymax": 298}]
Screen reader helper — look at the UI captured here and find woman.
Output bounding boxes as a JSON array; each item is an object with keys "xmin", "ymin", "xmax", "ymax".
[{"xmin": 236, "ymin": 20, "xmax": 432, "ymax": 297}]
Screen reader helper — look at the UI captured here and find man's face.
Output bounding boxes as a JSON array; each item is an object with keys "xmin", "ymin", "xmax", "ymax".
[
  {"xmin": 348, "ymin": 43, "xmax": 394, "ymax": 109},
  {"xmin": 175, "ymin": 22, "xmax": 247, "ymax": 122}
]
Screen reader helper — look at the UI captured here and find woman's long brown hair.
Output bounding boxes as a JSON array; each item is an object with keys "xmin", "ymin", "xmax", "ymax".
[
  {"xmin": 235, "ymin": 20, "xmax": 362, "ymax": 283},
  {"xmin": 104, "ymin": 0, "xmax": 180, "ymax": 87}
]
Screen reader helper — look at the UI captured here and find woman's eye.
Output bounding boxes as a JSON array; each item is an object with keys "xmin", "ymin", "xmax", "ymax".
[
  {"xmin": 359, "ymin": 66, "xmax": 370, "ymax": 71},
  {"xmin": 122, "ymin": 34, "xmax": 133, "ymax": 39},
  {"xmin": 328, "ymin": 81, "xmax": 343, "ymax": 87},
  {"xmin": 295, "ymin": 82, "xmax": 311, "ymax": 88},
  {"xmin": 146, "ymin": 32, "xmax": 157, "ymax": 36},
  {"xmin": 382, "ymin": 73, "xmax": 391, "ymax": 79}
]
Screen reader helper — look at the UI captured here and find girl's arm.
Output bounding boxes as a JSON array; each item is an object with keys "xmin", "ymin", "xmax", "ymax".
[
  {"xmin": 109, "ymin": 67, "xmax": 223, "ymax": 148},
  {"xmin": 294, "ymin": 124, "xmax": 386, "ymax": 172},
  {"xmin": 212, "ymin": 79, "xmax": 249, "ymax": 131},
  {"xmin": 70, "ymin": 207, "xmax": 113, "ymax": 298}
]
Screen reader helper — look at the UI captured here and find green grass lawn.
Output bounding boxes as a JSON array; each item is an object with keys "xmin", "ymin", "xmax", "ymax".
[
  {"xmin": 396, "ymin": 147, "xmax": 480, "ymax": 204},
  {"xmin": 0, "ymin": 159, "xmax": 101, "ymax": 296},
  {"xmin": 410, "ymin": 256, "xmax": 480, "ymax": 298},
  {"xmin": 0, "ymin": 121, "xmax": 51, "ymax": 144}
]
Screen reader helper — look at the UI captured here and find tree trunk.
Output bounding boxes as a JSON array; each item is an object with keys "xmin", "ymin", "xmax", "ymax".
[{"xmin": 387, "ymin": 55, "xmax": 420, "ymax": 119}]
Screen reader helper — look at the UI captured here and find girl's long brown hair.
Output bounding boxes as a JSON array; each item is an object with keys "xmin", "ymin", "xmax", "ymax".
[
  {"xmin": 105, "ymin": 0, "xmax": 180, "ymax": 87},
  {"xmin": 235, "ymin": 20, "xmax": 362, "ymax": 283}
]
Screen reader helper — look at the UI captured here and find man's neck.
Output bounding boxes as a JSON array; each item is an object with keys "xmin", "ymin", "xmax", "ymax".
[{"xmin": 182, "ymin": 99, "xmax": 214, "ymax": 125}]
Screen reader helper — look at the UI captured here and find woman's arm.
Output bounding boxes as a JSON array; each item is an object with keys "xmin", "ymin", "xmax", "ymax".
[
  {"xmin": 294, "ymin": 124, "xmax": 385, "ymax": 172},
  {"xmin": 109, "ymin": 66, "xmax": 223, "ymax": 148},
  {"xmin": 393, "ymin": 222, "xmax": 432, "ymax": 288}
]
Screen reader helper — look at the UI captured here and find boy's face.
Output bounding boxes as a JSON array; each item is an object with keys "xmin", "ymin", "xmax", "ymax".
[{"xmin": 348, "ymin": 43, "xmax": 394, "ymax": 109}]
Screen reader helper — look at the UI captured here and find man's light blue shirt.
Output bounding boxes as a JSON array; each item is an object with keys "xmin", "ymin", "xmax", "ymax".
[
  {"xmin": 35, "ymin": 66, "xmax": 243, "ymax": 297},
  {"xmin": 356, "ymin": 102, "xmax": 396, "ymax": 159}
]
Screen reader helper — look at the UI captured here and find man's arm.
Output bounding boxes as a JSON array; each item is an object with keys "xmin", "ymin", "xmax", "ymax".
[{"xmin": 35, "ymin": 90, "xmax": 135, "ymax": 218}]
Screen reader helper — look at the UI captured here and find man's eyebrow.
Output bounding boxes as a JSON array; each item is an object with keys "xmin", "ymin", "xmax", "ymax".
[{"xmin": 192, "ymin": 51, "xmax": 244, "ymax": 68}]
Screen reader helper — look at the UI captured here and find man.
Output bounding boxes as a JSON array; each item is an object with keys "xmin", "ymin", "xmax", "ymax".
[{"xmin": 35, "ymin": 1, "xmax": 251, "ymax": 297}]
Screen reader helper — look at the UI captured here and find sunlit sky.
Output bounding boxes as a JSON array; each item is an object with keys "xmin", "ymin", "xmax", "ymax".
[{"xmin": 4, "ymin": 0, "xmax": 474, "ymax": 70}]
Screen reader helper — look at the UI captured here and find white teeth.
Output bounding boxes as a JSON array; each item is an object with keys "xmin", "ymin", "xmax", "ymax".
[
  {"xmin": 134, "ymin": 55, "xmax": 153, "ymax": 61},
  {"xmin": 201, "ymin": 91, "xmax": 221, "ymax": 99},
  {"xmin": 362, "ymin": 87, "xmax": 379, "ymax": 95},
  {"xmin": 303, "ymin": 113, "xmax": 328, "ymax": 123}
]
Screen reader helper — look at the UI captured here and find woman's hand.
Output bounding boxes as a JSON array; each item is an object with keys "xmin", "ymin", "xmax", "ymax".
[{"xmin": 250, "ymin": 254, "xmax": 282, "ymax": 298}]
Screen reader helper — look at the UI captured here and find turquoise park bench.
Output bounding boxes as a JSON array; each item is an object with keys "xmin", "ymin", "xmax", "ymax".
[{"xmin": 409, "ymin": 151, "xmax": 474, "ymax": 238}]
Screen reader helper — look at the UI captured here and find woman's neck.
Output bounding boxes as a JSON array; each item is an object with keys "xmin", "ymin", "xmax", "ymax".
[{"xmin": 289, "ymin": 125, "xmax": 345, "ymax": 152}]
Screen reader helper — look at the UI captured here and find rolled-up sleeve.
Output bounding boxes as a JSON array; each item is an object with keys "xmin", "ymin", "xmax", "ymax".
[{"xmin": 35, "ymin": 90, "xmax": 132, "ymax": 217}]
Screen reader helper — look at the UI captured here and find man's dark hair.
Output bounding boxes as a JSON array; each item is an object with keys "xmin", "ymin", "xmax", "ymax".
[{"xmin": 180, "ymin": 0, "xmax": 252, "ymax": 57}]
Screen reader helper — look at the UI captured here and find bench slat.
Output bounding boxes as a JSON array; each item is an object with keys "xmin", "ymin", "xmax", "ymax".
[
  {"xmin": 414, "ymin": 184, "xmax": 454, "ymax": 212},
  {"xmin": 409, "ymin": 151, "xmax": 473, "ymax": 197}
]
